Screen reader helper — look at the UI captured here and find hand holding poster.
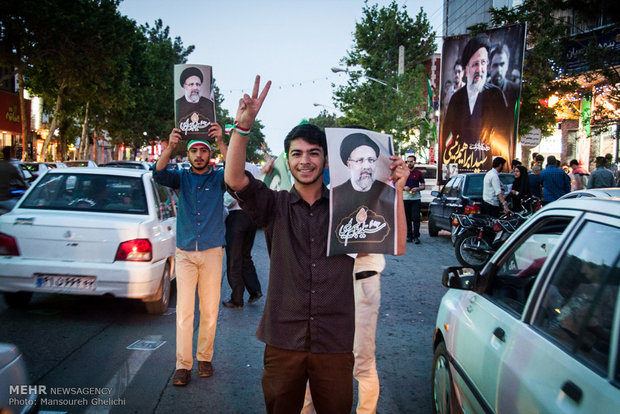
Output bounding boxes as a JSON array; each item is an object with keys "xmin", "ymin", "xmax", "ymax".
[
  {"xmin": 174, "ymin": 64, "xmax": 216, "ymax": 141},
  {"xmin": 327, "ymin": 128, "xmax": 398, "ymax": 256}
]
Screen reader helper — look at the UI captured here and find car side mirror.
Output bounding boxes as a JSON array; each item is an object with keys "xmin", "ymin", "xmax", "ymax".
[{"xmin": 442, "ymin": 266, "xmax": 477, "ymax": 290}]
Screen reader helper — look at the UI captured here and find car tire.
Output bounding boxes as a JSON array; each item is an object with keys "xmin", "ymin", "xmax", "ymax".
[
  {"xmin": 3, "ymin": 292, "xmax": 33, "ymax": 308},
  {"xmin": 454, "ymin": 233, "xmax": 491, "ymax": 269},
  {"xmin": 432, "ymin": 341, "xmax": 459, "ymax": 414},
  {"xmin": 145, "ymin": 262, "xmax": 171, "ymax": 315},
  {"xmin": 428, "ymin": 214, "xmax": 439, "ymax": 237}
]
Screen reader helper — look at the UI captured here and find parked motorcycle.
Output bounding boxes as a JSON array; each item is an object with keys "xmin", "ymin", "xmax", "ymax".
[{"xmin": 452, "ymin": 196, "xmax": 541, "ymax": 269}]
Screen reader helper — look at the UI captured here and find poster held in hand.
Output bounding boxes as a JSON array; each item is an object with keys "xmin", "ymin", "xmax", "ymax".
[{"xmin": 174, "ymin": 64, "xmax": 216, "ymax": 141}]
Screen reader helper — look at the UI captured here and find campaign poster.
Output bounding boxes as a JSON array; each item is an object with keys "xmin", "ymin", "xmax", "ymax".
[
  {"xmin": 439, "ymin": 23, "xmax": 526, "ymax": 181},
  {"xmin": 174, "ymin": 64, "xmax": 216, "ymax": 141},
  {"xmin": 326, "ymin": 128, "xmax": 398, "ymax": 256},
  {"xmin": 262, "ymin": 152, "xmax": 292, "ymax": 191}
]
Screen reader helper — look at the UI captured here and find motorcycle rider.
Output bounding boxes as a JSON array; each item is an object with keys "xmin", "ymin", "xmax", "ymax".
[{"xmin": 0, "ymin": 146, "xmax": 27, "ymax": 213}]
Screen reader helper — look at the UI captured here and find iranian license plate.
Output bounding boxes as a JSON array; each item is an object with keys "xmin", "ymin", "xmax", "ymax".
[{"xmin": 36, "ymin": 274, "xmax": 96, "ymax": 290}]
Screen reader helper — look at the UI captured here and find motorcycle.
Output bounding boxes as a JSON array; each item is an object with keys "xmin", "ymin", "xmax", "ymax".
[{"xmin": 452, "ymin": 196, "xmax": 541, "ymax": 269}]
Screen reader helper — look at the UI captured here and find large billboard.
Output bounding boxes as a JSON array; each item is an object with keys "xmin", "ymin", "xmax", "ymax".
[{"xmin": 439, "ymin": 24, "xmax": 526, "ymax": 181}]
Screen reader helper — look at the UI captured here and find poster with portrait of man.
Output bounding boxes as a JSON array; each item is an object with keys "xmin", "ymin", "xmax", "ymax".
[
  {"xmin": 438, "ymin": 23, "xmax": 526, "ymax": 181},
  {"xmin": 326, "ymin": 128, "xmax": 398, "ymax": 256},
  {"xmin": 174, "ymin": 64, "xmax": 216, "ymax": 142},
  {"xmin": 262, "ymin": 152, "xmax": 292, "ymax": 191}
]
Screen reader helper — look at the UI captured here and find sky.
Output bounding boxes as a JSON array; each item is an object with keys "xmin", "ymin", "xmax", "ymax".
[{"xmin": 118, "ymin": 0, "xmax": 444, "ymax": 154}]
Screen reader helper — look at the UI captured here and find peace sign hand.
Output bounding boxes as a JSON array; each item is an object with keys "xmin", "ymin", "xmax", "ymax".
[{"xmin": 235, "ymin": 75, "xmax": 271, "ymax": 131}]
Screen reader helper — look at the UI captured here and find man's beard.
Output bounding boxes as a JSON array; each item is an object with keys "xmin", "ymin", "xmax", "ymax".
[
  {"xmin": 468, "ymin": 72, "xmax": 486, "ymax": 93},
  {"xmin": 186, "ymin": 91, "xmax": 200, "ymax": 103},
  {"xmin": 353, "ymin": 168, "xmax": 375, "ymax": 191}
]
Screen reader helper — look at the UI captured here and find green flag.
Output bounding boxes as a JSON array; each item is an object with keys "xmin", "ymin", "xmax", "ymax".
[
  {"xmin": 426, "ymin": 75, "xmax": 433, "ymax": 111},
  {"xmin": 581, "ymin": 97, "xmax": 591, "ymax": 136}
]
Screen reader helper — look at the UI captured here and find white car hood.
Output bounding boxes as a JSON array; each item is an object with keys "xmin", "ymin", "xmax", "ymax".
[{"xmin": 1, "ymin": 210, "xmax": 151, "ymax": 263}]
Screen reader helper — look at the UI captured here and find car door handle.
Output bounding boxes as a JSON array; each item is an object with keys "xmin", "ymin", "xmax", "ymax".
[
  {"xmin": 167, "ymin": 226, "xmax": 172, "ymax": 231},
  {"xmin": 493, "ymin": 327, "xmax": 505, "ymax": 342},
  {"xmin": 561, "ymin": 381, "xmax": 582, "ymax": 404}
]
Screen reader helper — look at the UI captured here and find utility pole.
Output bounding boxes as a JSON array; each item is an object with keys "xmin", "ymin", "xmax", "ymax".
[{"xmin": 398, "ymin": 45, "xmax": 405, "ymax": 75}]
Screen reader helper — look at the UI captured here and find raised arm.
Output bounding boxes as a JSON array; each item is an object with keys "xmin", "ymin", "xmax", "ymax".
[
  {"xmin": 156, "ymin": 129, "xmax": 181, "ymax": 170},
  {"xmin": 389, "ymin": 156, "xmax": 409, "ymax": 255},
  {"xmin": 225, "ymin": 75, "xmax": 271, "ymax": 191},
  {"xmin": 209, "ymin": 123, "xmax": 227, "ymax": 161}
]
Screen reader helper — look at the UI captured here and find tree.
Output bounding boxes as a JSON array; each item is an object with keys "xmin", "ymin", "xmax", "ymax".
[
  {"xmin": 308, "ymin": 109, "xmax": 341, "ymax": 129},
  {"xmin": 333, "ymin": 1, "xmax": 437, "ymax": 154},
  {"xmin": 472, "ymin": 0, "xmax": 620, "ymax": 137}
]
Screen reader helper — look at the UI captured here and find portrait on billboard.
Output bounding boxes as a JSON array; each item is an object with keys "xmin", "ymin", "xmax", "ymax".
[
  {"xmin": 174, "ymin": 64, "xmax": 216, "ymax": 141},
  {"xmin": 326, "ymin": 128, "xmax": 398, "ymax": 256},
  {"xmin": 439, "ymin": 24, "xmax": 526, "ymax": 179}
]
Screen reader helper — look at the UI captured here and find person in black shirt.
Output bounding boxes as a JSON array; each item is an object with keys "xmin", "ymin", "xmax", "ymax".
[{"xmin": 225, "ymin": 76, "xmax": 407, "ymax": 413}]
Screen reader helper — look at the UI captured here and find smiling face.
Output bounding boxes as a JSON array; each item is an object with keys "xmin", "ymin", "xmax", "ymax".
[
  {"xmin": 466, "ymin": 47, "xmax": 488, "ymax": 93},
  {"xmin": 286, "ymin": 138, "xmax": 325, "ymax": 186},
  {"xmin": 187, "ymin": 146, "xmax": 210, "ymax": 172},
  {"xmin": 183, "ymin": 75, "xmax": 202, "ymax": 103},
  {"xmin": 346, "ymin": 145, "xmax": 377, "ymax": 192}
]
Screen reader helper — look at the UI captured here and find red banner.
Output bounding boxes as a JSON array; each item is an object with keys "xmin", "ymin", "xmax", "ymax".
[{"xmin": 0, "ymin": 90, "xmax": 30, "ymax": 134}]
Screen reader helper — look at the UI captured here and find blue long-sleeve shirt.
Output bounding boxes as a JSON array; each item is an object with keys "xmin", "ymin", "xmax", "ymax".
[
  {"xmin": 153, "ymin": 166, "xmax": 226, "ymax": 251},
  {"xmin": 540, "ymin": 165, "xmax": 570, "ymax": 202}
]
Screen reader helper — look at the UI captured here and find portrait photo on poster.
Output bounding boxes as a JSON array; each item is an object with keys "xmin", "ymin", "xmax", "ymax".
[
  {"xmin": 326, "ymin": 128, "xmax": 397, "ymax": 256},
  {"xmin": 174, "ymin": 64, "xmax": 216, "ymax": 141},
  {"xmin": 438, "ymin": 23, "xmax": 526, "ymax": 181}
]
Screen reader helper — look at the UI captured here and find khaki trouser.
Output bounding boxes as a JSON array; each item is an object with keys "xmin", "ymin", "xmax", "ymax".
[
  {"xmin": 302, "ymin": 274, "xmax": 381, "ymax": 414},
  {"xmin": 175, "ymin": 246, "xmax": 223, "ymax": 370}
]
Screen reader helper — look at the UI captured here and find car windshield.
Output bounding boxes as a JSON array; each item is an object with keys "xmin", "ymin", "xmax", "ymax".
[
  {"xmin": 20, "ymin": 173, "xmax": 148, "ymax": 214},
  {"xmin": 105, "ymin": 163, "xmax": 145, "ymax": 169},
  {"xmin": 65, "ymin": 161, "xmax": 89, "ymax": 167},
  {"xmin": 418, "ymin": 167, "xmax": 437, "ymax": 180}
]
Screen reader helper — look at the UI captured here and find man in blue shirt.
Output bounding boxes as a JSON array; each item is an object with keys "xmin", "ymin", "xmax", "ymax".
[
  {"xmin": 153, "ymin": 124, "xmax": 227, "ymax": 386},
  {"xmin": 588, "ymin": 156, "xmax": 616, "ymax": 188},
  {"xmin": 540, "ymin": 155, "xmax": 570, "ymax": 204}
]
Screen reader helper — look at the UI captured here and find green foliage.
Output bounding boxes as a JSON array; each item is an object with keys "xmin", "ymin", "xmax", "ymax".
[
  {"xmin": 333, "ymin": 1, "xmax": 437, "ymax": 154},
  {"xmin": 480, "ymin": 0, "xmax": 619, "ymax": 136},
  {"xmin": 308, "ymin": 110, "xmax": 341, "ymax": 129}
]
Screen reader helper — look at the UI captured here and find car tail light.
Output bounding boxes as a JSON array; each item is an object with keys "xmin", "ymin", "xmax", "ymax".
[
  {"xmin": 0, "ymin": 232, "xmax": 19, "ymax": 256},
  {"xmin": 464, "ymin": 203, "xmax": 481, "ymax": 215},
  {"xmin": 493, "ymin": 222, "xmax": 502, "ymax": 232},
  {"xmin": 115, "ymin": 239, "xmax": 152, "ymax": 262}
]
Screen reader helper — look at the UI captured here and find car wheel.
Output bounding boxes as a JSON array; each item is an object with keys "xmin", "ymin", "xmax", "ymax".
[
  {"xmin": 145, "ymin": 262, "xmax": 171, "ymax": 315},
  {"xmin": 454, "ymin": 233, "xmax": 491, "ymax": 269},
  {"xmin": 432, "ymin": 341, "xmax": 459, "ymax": 414},
  {"xmin": 428, "ymin": 214, "xmax": 439, "ymax": 237},
  {"xmin": 3, "ymin": 292, "xmax": 33, "ymax": 308}
]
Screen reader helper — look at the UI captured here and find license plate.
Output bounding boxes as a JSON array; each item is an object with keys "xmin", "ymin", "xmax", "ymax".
[{"xmin": 35, "ymin": 274, "xmax": 96, "ymax": 290}]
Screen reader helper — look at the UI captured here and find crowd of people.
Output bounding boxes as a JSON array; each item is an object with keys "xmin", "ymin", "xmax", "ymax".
[{"xmin": 482, "ymin": 151, "xmax": 619, "ymax": 217}]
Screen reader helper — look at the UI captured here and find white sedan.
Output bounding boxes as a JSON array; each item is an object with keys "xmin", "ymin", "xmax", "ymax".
[
  {"xmin": 433, "ymin": 198, "xmax": 620, "ymax": 413},
  {"xmin": 0, "ymin": 167, "xmax": 177, "ymax": 314}
]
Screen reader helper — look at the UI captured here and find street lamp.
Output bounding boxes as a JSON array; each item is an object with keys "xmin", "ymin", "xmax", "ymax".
[{"xmin": 331, "ymin": 67, "xmax": 397, "ymax": 91}]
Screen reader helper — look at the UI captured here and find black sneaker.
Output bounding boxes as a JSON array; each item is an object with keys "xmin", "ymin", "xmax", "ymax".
[
  {"xmin": 222, "ymin": 300, "xmax": 243, "ymax": 309},
  {"xmin": 414, "ymin": 237, "xmax": 421, "ymax": 244},
  {"xmin": 248, "ymin": 292, "xmax": 263, "ymax": 303}
]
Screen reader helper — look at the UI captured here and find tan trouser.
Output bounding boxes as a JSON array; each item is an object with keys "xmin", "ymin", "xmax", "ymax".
[
  {"xmin": 175, "ymin": 247, "xmax": 223, "ymax": 370},
  {"xmin": 302, "ymin": 274, "xmax": 381, "ymax": 414}
]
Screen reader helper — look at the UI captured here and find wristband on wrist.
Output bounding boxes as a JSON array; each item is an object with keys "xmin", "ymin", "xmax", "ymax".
[{"xmin": 225, "ymin": 121, "xmax": 251, "ymax": 136}]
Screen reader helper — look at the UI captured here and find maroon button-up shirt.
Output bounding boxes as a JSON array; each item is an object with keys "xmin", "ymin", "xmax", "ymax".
[{"xmin": 230, "ymin": 172, "xmax": 355, "ymax": 353}]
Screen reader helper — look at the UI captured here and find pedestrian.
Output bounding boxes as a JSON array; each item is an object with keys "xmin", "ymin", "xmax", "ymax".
[
  {"xmin": 482, "ymin": 156, "xmax": 510, "ymax": 217},
  {"xmin": 222, "ymin": 161, "xmax": 263, "ymax": 309},
  {"xmin": 403, "ymin": 155, "xmax": 425, "ymax": 244},
  {"xmin": 588, "ymin": 156, "xmax": 616, "ymax": 188},
  {"xmin": 528, "ymin": 164, "xmax": 542, "ymax": 198},
  {"xmin": 569, "ymin": 159, "xmax": 589, "ymax": 191},
  {"xmin": 540, "ymin": 155, "xmax": 570, "ymax": 204},
  {"xmin": 153, "ymin": 123, "xmax": 227, "ymax": 386},
  {"xmin": 224, "ymin": 76, "xmax": 407, "ymax": 413},
  {"xmin": 302, "ymin": 253, "xmax": 386, "ymax": 414},
  {"xmin": 509, "ymin": 165, "xmax": 531, "ymax": 211},
  {"xmin": 0, "ymin": 146, "xmax": 28, "ymax": 213}
]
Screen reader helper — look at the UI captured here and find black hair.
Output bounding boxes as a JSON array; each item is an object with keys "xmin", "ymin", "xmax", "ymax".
[
  {"xmin": 569, "ymin": 159, "xmax": 579, "ymax": 166},
  {"xmin": 492, "ymin": 156, "xmax": 506, "ymax": 169},
  {"xmin": 284, "ymin": 124, "xmax": 327, "ymax": 156}
]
